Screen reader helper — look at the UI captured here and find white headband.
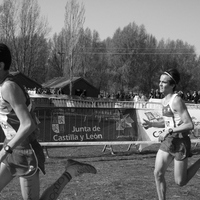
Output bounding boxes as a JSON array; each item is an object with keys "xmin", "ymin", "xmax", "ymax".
[{"xmin": 164, "ymin": 72, "xmax": 176, "ymax": 84}]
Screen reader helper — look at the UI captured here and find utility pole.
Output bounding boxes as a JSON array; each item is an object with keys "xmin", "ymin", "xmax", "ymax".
[{"xmin": 69, "ymin": 50, "xmax": 73, "ymax": 96}]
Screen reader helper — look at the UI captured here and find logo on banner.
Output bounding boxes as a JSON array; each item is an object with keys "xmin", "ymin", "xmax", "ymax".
[
  {"xmin": 144, "ymin": 111, "xmax": 163, "ymax": 122},
  {"xmin": 191, "ymin": 116, "xmax": 200, "ymax": 138},
  {"xmin": 115, "ymin": 113, "xmax": 135, "ymax": 140},
  {"xmin": 52, "ymin": 115, "xmax": 65, "ymax": 134},
  {"xmin": 116, "ymin": 113, "xmax": 134, "ymax": 130}
]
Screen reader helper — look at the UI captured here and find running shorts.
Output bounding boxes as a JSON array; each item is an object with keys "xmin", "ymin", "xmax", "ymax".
[
  {"xmin": 2, "ymin": 139, "xmax": 45, "ymax": 177},
  {"xmin": 159, "ymin": 136, "xmax": 191, "ymax": 161}
]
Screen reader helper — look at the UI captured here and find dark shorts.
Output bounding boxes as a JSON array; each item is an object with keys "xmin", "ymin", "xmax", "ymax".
[
  {"xmin": 160, "ymin": 136, "xmax": 191, "ymax": 161},
  {"xmin": 3, "ymin": 139, "xmax": 45, "ymax": 177}
]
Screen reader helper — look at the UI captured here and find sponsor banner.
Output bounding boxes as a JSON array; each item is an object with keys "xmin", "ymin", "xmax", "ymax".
[
  {"xmin": 36, "ymin": 107, "xmax": 138, "ymax": 143},
  {"xmin": 136, "ymin": 109, "xmax": 163, "ymax": 143},
  {"xmin": 1, "ymin": 102, "xmax": 200, "ymax": 149}
]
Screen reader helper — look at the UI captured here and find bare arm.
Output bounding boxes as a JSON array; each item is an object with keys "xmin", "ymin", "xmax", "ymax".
[
  {"xmin": 171, "ymin": 95, "xmax": 194, "ymax": 133},
  {"xmin": 142, "ymin": 118, "xmax": 165, "ymax": 129}
]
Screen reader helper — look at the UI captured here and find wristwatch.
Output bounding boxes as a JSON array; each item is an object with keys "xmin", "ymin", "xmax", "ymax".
[
  {"xmin": 4, "ymin": 145, "xmax": 13, "ymax": 154},
  {"xmin": 167, "ymin": 128, "xmax": 173, "ymax": 135}
]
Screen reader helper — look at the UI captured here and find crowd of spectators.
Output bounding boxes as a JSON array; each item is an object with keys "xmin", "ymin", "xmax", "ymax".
[
  {"xmin": 178, "ymin": 90, "xmax": 200, "ymax": 104},
  {"xmin": 98, "ymin": 89, "xmax": 200, "ymax": 104},
  {"xmin": 98, "ymin": 91, "xmax": 147, "ymax": 101},
  {"xmin": 26, "ymin": 86, "xmax": 200, "ymax": 104},
  {"xmin": 146, "ymin": 89, "xmax": 200, "ymax": 104},
  {"xmin": 26, "ymin": 87, "xmax": 63, "ymax": 95}
]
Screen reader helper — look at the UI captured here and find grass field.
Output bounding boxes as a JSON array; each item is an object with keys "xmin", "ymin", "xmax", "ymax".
[{"xmin": 1, "ymin": 144, "xmax": 200, "ymax": 200}]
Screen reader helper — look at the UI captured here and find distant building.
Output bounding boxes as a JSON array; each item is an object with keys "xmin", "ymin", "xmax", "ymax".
[
  {"xmin": 10, "ymin": 71, "xmax": 42, "ymax": 89},
  {"xmin": 42, "ymin": 77, "xmax": 100, "ymax": 98}
]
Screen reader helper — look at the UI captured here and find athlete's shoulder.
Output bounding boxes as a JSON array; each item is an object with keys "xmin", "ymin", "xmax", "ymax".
[
  {"xmin": 2, "ymin": 75, "xmax": 30, "ymax": 102},
  {"xmin": 173, "ymin": 94, "xmax": 183, "ymax": 103},
  {"xmin": 2, "ymin": 79, "xmax": 17, "ymax": 90},
  {"xmin": 173, "ymin": 94, "xmax": 186, "ymax": 109}
]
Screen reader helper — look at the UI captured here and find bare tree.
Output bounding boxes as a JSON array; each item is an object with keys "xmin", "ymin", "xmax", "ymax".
[
  {"xmin": 47, "ymin": 31, "xmax": 66, "ymax": 80},
  {"xmin": 0, "ymin": 0, "xmax": 50, "ymax": 81},
  {"xmin": 64, "ymin": 0, "xmax": 85, "ymax": 95},
  {"xmin": 17, "ymin": 0, "xmax": 49, "ymax": 75},
  {"xmin": 0, "ymin": 0, "xmax": 18, "ymax": 46}
]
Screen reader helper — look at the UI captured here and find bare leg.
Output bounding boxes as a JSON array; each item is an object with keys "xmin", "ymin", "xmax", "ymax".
[
  {"xmin": 40, "ymin": 159, "xmax": 97, "ymax": 200},
  {"xmin": 154, "ymin": 150, "xmax": 173, "ymax": 200},
  {"xmin": 20, "ymin": 171, "xmax": 40, "ymax": 200},
  {"xmin": 174, "ymin": 158, "xmax": 200, "ymax": 186},
  {"xmin": 0, "ymin": 163, "xmax": 14, "ymax": 192}
]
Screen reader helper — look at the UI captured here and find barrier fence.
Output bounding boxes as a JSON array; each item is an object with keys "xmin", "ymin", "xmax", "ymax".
[
  {"xmin": 30, "ymin": 94, "xmax": 163, "ymax": 109},
  {"xmin": 32, "ymin": 96, "xmax": 200, "ymax": 146},
  {"xmin": 30, "ymin": 95, "xmax": 162, "ymax": 146},
  {"xmin": 1, "ymin": 95, "xmax": 200, "ymax": 153}
]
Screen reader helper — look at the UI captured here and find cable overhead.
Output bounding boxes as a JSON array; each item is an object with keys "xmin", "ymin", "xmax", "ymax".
[
  {"xmin": 83, "ymin": 47, "xmax": 193, "ymax": 50},
  {"xmin": 80, "ymin": 52, "xmax": 195, "ymax": 55}
]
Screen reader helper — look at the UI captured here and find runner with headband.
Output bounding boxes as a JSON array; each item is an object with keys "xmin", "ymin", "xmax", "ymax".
[{"xmin": 143, "ymin": 68, "xmax": 200, "ymax": 200}]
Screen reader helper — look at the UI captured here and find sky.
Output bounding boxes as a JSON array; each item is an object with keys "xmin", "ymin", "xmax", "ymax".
[
  {"xmin": 1, "ymin": 0, "xmax": 200, "ymax": 55},
  {"xmin": 38, "ymin": 0, "xmax": 200, "ymax": 55}
]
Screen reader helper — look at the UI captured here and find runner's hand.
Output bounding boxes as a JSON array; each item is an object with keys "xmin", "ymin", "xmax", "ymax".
[
  {"xmin": 142, "ymin": 119, "xmax": 151, "ymax": 129},
  {"xmin": 158, "ymin": 131, "xmax": 169, "ymax": 142}
]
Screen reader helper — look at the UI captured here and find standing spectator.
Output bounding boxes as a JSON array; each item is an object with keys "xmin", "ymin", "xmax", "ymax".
[
  {"xmin": 178, "ymin": 90, "xmax": 184, "ymax": 99},
  {"xmin": 185, "ymin": 91, "xmax": 192, "ymax": 102},
  {"xmin": 155, "ymin": 89, "xmax": 161, "ymax": 99},
  {"xmin": 133, "ymin": 93, "xmax": 140, "ymax": 102},
  {"xmin": 191, "ymin": 91, "xmax": 199, "ymax": 104},
  {"xmin": 149, "ymin": 89, "xmax": 155, "ymax": 99}
]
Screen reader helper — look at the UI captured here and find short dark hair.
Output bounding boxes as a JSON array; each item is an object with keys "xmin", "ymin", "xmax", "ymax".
[
  {"xmin": 163, "ymin": 68, "xmax": 180, "ymax": 85},
  {"xmin": 162, "ymin": 68, "xmax": 180, "ymax": 92},
  {"xmin": 0, "ymin": 43, "xmax": 12, "ymax": 70}
]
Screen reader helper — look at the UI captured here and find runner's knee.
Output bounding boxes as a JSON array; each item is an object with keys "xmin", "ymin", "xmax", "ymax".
[{"xmin": 154, "ymin": 169, "xmax": 165, "ymax": 181}]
